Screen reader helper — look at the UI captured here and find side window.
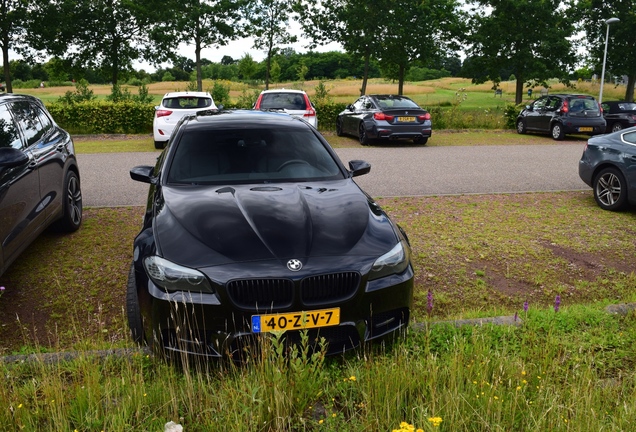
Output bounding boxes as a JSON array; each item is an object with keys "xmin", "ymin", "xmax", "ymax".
[
  {"xmin": 622, "ymin": 131, "xmax": 636, "ymax": 145},
  {"xmin": 36, "ymin": 106, "xmax": 53, "ymax": 136},
  {"xmin": 0, "ymin": 104, "xmax": 23, "ymax": 149},
  {"xmin": 546, "ymin": 97, "xmax": 561, "ymax": 111},
  {"xmin": 9, "ymin": 101, "xmax": 45, "ymax": 147},
  {"xmin": 533, "ymin": 97, "xmax": 548, "ymax": 110}
]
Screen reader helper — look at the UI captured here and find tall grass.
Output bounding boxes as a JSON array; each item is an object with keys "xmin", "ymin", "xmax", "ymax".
[{"xmin": 2, "ymin": 304, "xmax": 635, "ymax": 431}]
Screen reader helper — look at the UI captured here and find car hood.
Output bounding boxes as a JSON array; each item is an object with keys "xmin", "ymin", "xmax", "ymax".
[{"xmin": 152, "ymin": 180, "xmax": 397, "ymax": 268}]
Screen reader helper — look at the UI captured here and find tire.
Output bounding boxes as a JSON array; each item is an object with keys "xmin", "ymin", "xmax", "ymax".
[
  {"xmin": 51, "ymin": 170, "xmax": 82, "ymax": 232},
  {"xmin": 336, "ymin": 117, "xmax": 344, "ymax": 136},
  {"xmin": 516, "ymin": 119, "xmax": 527, "ymax": 134},
  {"xmin": 551, "ymin": 123, "xmax": 565, "ymax": 140},
  {"xmin": 593, "ymin": 167, "xmax": 628, "ymax": 211},
  {"xmin": 154, "ymin": 140, "xmax": 166, "ymax": 149},
  {"xmin": 126, "ymin": 264, "xmax": 146, "ymax": 345},
  {"xmin": 611, "ymin": 122, "xmax": 623, "ymax": 133},
  {"xmin": 358, "ymin": 123, "xmax": 369, "ymax": 145},
  {"xmin": 413, "ymin": 137, "xmax": 428, "ymax": 145}
]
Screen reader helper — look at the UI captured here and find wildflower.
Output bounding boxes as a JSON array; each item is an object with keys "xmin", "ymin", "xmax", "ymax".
[
  {"xmin": 319, "ymin": 419, "xmax": 324, "ymax": 424},
  {"xmin": 349, "ymin": 375, "xmax": 356, "ymax": 381},
  {"xmin": 514, "ymin": 311, "xmax": 518, "ymax": 322},
  {"xmin": 428, "ymin": 417, "xmax": 443, "ymax": 428},
  {"xmin": 516, "ymin": 386, "xmax": 521, "ymax": 391},
  {"xmin": 523, "ymin": 301, "xmax": 529, "ymax": 312},
  {"xmin": 427, "ymin": 290, "xmax": 433, "ymax": 314},
  {"xmin": 554, "ymin": 295, "xmax": 561, "ymax": 312}
]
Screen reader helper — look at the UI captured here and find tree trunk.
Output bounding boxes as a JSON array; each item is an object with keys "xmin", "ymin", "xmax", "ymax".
[
  {"xmin": 195, "ymin": 38, "xmax": 203, "ymax": 92},
  {"xmin": 2, "ymin": 41, "xmax": 11, "ymax": 93},
  {"xmin": 265, "ymin": 48, "xmax": 271, "ymax": 90},
  {"xmin": 398, "ymin": 64, "xmax": 405, "ymax": 95},
  {"xmin": 360, "ymin": 46, "xmax": 370, "ymax": 96},
  {"xmin": 624, "ymin": 74, "xmax": 635, "ymax": 103},
  {"xmin": 515, "ymin": 74, "xmax": 524, "ymax": 104}
]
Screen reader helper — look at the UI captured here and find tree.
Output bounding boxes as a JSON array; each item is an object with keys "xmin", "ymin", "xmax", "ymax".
[
  {"xmin": 250, "ymin": 0, "xmax": 297, "ymax": 89},
  {"xmin": 295, "ymin": 0, "xmax": 385, "ymax": 95},
  {"xmin": 40, "ymin": 0, "xmax": 166, "ymax": 85},
  {"xmin": 376, "ymin": 0, "xmax": 464, "ymax": 95},
  {"xmin": 0, "ymin": 0, "xmax": 29, "ymax": 92},
  {"xmin": 238, "ymin": 53, "xmax": 257, "ymax": 80},
  {"xmin": 466, "ymin": 0, "xmax": 577, "ymax": 104},
  {"xmin": 578, "ymin": 0, "xmax": 636, "ymax": 102},
  {"xmin": 153, "ymin": 0, "xmax": 248, "ymax": 91}
]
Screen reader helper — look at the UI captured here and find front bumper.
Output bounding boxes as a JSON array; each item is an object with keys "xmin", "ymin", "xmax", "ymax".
[{"xmin": 137, "ymin": 265, "xmax": 414, "ymax": 358}]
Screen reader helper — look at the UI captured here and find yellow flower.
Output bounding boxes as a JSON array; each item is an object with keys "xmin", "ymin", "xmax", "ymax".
[
  {"xmin": 332, "ymin": 413, "xmax": 337, "ymax": 418},
  {"xmin": 319, "ymin": 419, "xmax": 324, "ymax": 424},
  {"xmin": 516, "ymin": 386, "xmax": 521, "ymax": 391},
  {"xmin": 428, "ymin": 417, "xmax": 443, "ymax": 427},
  {"xmin": 18, "ymin": 404, "xmax": 23, "ymax": 409},
  {"xmin": 349, "ymin": 375, "xmax": 356, "ymax": 381},
  {"xmin": 522, "ymin": 370, "xmax": 526, "ymax": 375}
]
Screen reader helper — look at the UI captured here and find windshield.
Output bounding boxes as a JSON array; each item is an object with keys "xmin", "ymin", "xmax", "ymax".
[
  {"xmin": 372, "ymin": 95, "xmax": 421, "ymax": 109},
  {"xmin": 167, "ymin": 125, "xmax": 344, "ymax": 185}
]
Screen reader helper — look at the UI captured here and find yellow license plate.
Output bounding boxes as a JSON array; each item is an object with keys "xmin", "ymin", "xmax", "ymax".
[
  {"xmin": 251, "ymin": 308, "xmax": 340, "ymax": 333},
  {"xmin": 399, "ymin": 116, "xmax": 416, "ymax": 122},
  {"xmin": 579, "ymin": 127, "xmax": 593, "ymax": 132}
]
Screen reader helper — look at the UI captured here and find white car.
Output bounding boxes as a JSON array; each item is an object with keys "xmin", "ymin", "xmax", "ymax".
[
  {"xmin": 153, "ymin": 92, "xmax": 217, "ymax": 149},
  {"xmin": 253, "ymin": 89, "xmax": 318, "ymax": 128}
]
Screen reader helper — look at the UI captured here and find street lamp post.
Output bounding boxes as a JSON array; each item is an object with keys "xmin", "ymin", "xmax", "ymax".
[{"xmin": 599, "ymin": 17, "xmax": 620, "ymax": 105}]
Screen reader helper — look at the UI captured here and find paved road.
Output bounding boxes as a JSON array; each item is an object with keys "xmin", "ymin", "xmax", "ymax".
[{"xmin": 78, "ymin": 144, "xmax": 590, "ymax": 207}]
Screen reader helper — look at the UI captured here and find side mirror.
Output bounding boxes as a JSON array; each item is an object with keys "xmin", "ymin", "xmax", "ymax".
[
  {"xmin": 349, "ymin": 160, "xmax": 371, "ymax": 177},
  {"xmin": 130, "ymin": 165, "xmax": 156, "ymax": 184},
  {"xmin": 0, "ymin": 147, "xmax": 28, "ymax": 168}
]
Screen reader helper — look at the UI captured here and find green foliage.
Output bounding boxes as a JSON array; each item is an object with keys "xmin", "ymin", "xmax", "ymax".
[
  {"xmin": 504, "ymin": 103, "xmax": 524, "ymax": 129},
  {"xmin": 162, "ymin": 72, "xmax": 175, "ymax": 82},
  {"xmin": 11, "ymin": 79, "xmax": 42, "ymax": 89},
  {"xmin": 406, "ymin": 66, "xmax": 451, "ymax": 82},
  {"xmin": 209, "ymin": 81, "xmax": 231, "ymax": 106},
  {"xmin": 47, "ymin": 101, "xmax": 155, "ymax": 134},
  {"xmin": 57, "ymin": 79, "xmax": 96, "ymax": 104},
  {"xmin": 313, "ymin": 80, "xmax": 332, "ymax": 105},
  {"xmin": 235, "ymin": 88, "xmax": 261, "ymax": 109},
  {"xmin": 315, "ymin": 102, "xmax": 347, "ymax": 131}
]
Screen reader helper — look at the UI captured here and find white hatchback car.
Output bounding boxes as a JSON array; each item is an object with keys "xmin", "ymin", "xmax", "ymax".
[
  {"xmin": 153, "ymin": 92, "xmax": 217, "ymax": 149},
  {"xmin": 253, "ymin": 89, "xmax": 318, "ymax": 129}
]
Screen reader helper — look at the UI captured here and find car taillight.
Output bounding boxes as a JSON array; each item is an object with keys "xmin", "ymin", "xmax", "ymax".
[
  {"xmin": 253, "ymin": 95, "xmax": 263, "ymax": 109},
  {"xmin": 599, "ymin": 103, "xmax": 603, "ymax": 114},
  {"xmin": 561, "ymin": 100, "xmax": 569, "ymax": 113},
  {"xmin": 374, "ymin": 112, "xmax": 394, "ymax": 121},
  {"xmin": 304, "ymin": 107, "xmax": 316, "ymax": 117},
  {"xmin": 417, "ymin": 113, "xmax": 431, "ymax": 121},
  {"xmin": 630, "ymin": 115, "xmax": 636, "ymax": 121},
  {"xmin": 156, "ymin": 109, "xmax": 172, "ymax": 118}
]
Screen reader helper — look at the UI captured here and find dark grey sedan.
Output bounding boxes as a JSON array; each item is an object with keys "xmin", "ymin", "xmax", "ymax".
[
  {"xmin": 336, "ymin": 95, "xmax": 432, "ymax": 145},
  {"xmin": 579, "ymin": 126, "xmax": 636, "ymax": 210}
]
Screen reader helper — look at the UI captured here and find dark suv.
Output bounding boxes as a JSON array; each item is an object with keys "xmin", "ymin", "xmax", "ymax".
[
  {"xmin": 516, "ymin": 94, "xmax": 606, "ymax": 140},
  {"xmin": 0, "ymin": 94, "xmax": 82, "ymax": 276}
]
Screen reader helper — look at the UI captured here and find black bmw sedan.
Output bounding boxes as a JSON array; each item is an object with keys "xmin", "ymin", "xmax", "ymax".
[
  {"xmin": 336, "ymin": 94, "xmax": 432, "ymax": 145},
  {"xmin": 579, "ymin": 126, "xmax": 636, "ymax": 211},
  {"xmin": 128, "ymin": 110, "xmax": 414, "ymax": 358}
]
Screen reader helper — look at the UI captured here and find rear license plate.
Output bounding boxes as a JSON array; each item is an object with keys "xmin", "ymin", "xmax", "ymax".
[
  {"xmin": 251, "ymin": 308, "xmax": 340, "ymax": 333},
  {"xmin": 579, "ymin": 127, "xmax": 593, "ymax": 132},
  {"xmin": 398, "ymin": 116, "xmax": 416, "ymax": 122}
]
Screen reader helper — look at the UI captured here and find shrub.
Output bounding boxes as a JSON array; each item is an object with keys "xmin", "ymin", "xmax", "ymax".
[
  {"xmin": 57, "ymin": 79, "xmax": 96, "ymax": 104},
  {"xmin": 47, "ymin": 100, "xmax": 155, "ymax": 134},
  {"xmin": 210, "ymin": 81, "xmax": 231, "ymax": 106},
  {"xmin": 504, "ymin": 103, "xmax": 524, "ymax": 129}
]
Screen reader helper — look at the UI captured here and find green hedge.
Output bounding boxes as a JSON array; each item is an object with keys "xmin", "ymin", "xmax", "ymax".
[{"xmin": 47, "ymin": 101, "xmax": 156, "ymax": 134}]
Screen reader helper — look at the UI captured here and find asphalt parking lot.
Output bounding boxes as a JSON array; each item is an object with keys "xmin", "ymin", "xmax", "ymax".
[{"xmin": 79, "ymin": 143, "xmax": 589, "ymax": 207}]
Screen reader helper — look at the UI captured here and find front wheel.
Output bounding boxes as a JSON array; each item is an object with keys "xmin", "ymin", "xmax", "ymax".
[
  {"xmin": 593, "ymin": 167, "xmax": 628, "ymax": 211},
  {"xmin": 516, "ymin": 119, "xmax": 526, "ymax": 134},
  {"xmin": 358, "ymin": 123, "xmax": 370, "ymax": 145},
  {"xmin": 611, "ymin": 122, "xmax": 623, "ymax": 133},
  {"xmin": 551, "ymin": 123, "xmax": 565, "ymax": 140},
  {"xmin": 52, "ymin": 170, "xmax": 82, "ymax": 232},
  {"xmin": 126, "ymin": 264, "xmax": 146, "ymax": 344}
]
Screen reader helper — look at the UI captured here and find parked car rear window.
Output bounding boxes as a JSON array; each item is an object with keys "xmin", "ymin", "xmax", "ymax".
[
  {"xmin": 163, "ymin": 97, "xmax": 212, "ymax": 109},
  {"xmin": 259, "ymin": 93, "xmax": 307, "ymax": 110},
  {"xmin": 568, "ymin": 97, "xmax": 599, "ymax": 113}
]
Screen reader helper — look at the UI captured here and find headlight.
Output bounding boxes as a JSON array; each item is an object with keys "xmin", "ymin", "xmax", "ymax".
[
  {"xmin": 368, "ymin": 241, "xmax": 410, "ymax": 281},
  {"xmin": 144, "ymin": 256, "xmax": 214, "ymax": 293}
]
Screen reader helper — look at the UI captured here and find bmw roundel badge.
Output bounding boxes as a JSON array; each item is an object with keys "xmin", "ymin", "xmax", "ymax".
[{"xmin": 287, "ymin": 259, "xmax": 302, "ymax": 271}]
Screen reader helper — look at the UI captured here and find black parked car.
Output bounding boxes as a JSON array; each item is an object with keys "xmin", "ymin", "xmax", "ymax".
[
  {"xmin": 336, "ymin": 94, "xmax": 432, "ymax": 145},
  {"xmin": 0, "ymin": 94, "xmax": 82, "ymax": 276},
  {"xmin": 517, "ymin": 94, "xmax": 606, "ymax": 140},
  {"xmin": 579, "ymin": 126, "xmax": 636, "ymax": 211},
  {"xmin": 127, "ymin": 110, "xmax": 414, "ymax": 359},
  {"xmin": 601, "ymin": 101, "xmax": 636, "ymax": 133}
]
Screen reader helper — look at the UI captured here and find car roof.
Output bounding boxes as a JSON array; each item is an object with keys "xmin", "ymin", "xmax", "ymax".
[
  {"xmin": 550, "ymin": 94, "xmax": 597, "ymax": 99},
  {"xmin": 0, "ymin": 93, "xmax": 42, "ymax": 103},
  {"xmin": 162, "ymin": 91, "xmax": 211, "ymax": 98},
  {"xmin": 182, "ymin": 109, "xmax": 307, "ymax": 129},
  {"xmin": 259, "ymin": 88, "xmax": 307, "ymax": 94}
]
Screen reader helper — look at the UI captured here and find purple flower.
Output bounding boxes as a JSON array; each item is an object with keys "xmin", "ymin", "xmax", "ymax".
[
  {"xmin": 427, "ymin": 290, "xmax": 433, "ymax": 315},
  {"xmin": 554, "ymin": 295, "xmax": 561, "ymax": 312},
  {"xmin": 523, "ymin": 301, "xmax": 528, "ymax": 313},
  {"xmin": 514, "ymin": 311, "xmax": 518, "ymax": 322}
]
